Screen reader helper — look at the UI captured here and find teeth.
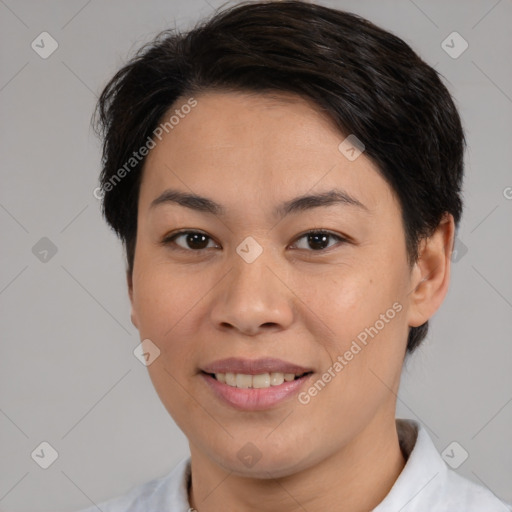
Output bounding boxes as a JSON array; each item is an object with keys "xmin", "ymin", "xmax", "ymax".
[
  {"xmin": 270, "ymin": 372, "xmax": 284, "ymax": 386},
  {"xmin": 213, "ymin": 372, "xmax": 306, "ymax": 388},
  {"xmin": 235, "ymin": 373, "xmax": 252, "ymax": 388},
  {"xmin": 253, "ymin": 373, "xmax": 270, "ymax": 388},
  {"xmin": 225, "ymin": 372, "xmax": 236, "ymax": 386}
]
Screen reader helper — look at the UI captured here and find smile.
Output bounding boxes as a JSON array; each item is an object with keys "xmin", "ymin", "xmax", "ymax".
[
  {"xmin": 200, "ymin": 371, "xmax": 314, "ymax": 411},
  {"xmin": 209, "ymin": 371, "xmax": 311, "ymax": 389}
]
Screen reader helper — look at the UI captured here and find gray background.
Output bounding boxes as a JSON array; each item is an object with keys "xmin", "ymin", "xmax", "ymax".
[{"xmin": 1, "ymin": 0, "xmax": 511, "ymax": 510}]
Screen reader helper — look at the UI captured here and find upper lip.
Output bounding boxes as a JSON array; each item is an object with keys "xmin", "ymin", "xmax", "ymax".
[{"xmin": 201, "ymin": 357, "xmax": 313, "ymax": 375}]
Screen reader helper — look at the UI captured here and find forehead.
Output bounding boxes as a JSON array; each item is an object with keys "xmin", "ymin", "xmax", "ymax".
[
  {"xmin": 161, "ymin": 90, "xmax": 342, "ymax": 150},
  {"xmin": 139, "ymin": 91, "xmax": 397, "ymax": 217}
]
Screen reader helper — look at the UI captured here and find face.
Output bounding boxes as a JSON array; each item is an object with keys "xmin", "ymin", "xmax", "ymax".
[{"xmin": 129, "ymin": 91, "xmax": 430, "ymax": 478}]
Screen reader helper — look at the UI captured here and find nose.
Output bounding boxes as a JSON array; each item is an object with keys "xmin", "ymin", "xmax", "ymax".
[{"xmin": 209, "ymin": 250, "xmax": 294, "ymax": 336}]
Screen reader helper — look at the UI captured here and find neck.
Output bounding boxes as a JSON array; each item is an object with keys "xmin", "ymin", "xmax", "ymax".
[{"xmin": 188, "ymin": 414, "xmax": 406, "ymax": 512}]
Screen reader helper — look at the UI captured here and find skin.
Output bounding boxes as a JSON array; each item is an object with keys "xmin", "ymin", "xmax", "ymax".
[{"xmin": 127, "ymin": 91, "xmax": 455, "ymax": 512}]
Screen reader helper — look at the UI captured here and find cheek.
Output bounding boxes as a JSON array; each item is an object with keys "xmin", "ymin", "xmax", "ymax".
[
  {"xmin": 131, "ymin": 260, "xmax": 213, "ymax": 387},
  {"xmin": 132, "ymin": 265, "xmax": 203, "ymax": 420},
  {"xmin": 307, "ymin": 261, "xmax": 408, "ymax": 388},
  {"xmin": 132, "ymin": 259, "xmax": 203, "ymax": 336},
  {"xmin": 306, "ymin": 265, "xmax": 402, "ymax": 334}
]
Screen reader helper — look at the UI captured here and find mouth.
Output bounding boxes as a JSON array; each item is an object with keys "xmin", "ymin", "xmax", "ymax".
[
  {"xmin": 200, "ymin": 366, "xmax": 314, "ymax": 411},
  {"xmin": 199, "ymin": 357, "xmax": 314, "ymax": 410},
  {"xmin": 201, "ymin": 370, "xmax": 313, "ymax": 389}
]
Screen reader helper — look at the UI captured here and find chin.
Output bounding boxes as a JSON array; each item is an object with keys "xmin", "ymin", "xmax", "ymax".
[{"xmin": 211, "ymin": 444, "xmax": 317, "ymax": 479}]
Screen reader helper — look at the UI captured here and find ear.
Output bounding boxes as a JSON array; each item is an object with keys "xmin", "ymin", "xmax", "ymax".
[
  {"xmin": 407, "ymin": 213, "xmax": 455, "ymax": 328},
  {"xmin": 127, "ymin": 269, "xmax": 139, "ymax": 329}
]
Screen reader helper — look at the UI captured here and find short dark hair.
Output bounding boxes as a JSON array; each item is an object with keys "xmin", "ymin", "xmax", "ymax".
[{"xmin": 93, "ymin": 0, "xmax": 465, "ymax": 354}]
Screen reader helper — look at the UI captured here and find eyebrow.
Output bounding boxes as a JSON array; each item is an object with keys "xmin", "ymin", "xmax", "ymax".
[{"xmin": 150, "ymin": 188, "xmax": 369, "ymax": 218}]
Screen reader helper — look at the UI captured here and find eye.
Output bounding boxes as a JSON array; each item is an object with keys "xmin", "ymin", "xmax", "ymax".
[
  {"xmin": 291, "ymin": 230, "xmax": 347, "ymax": 252},
  {"xmin": 161, "ymin": 229, "xmax": 347, "ymax": 253},
  {"xmin": 162, "ymin": 230, "xmax": 218, "ymax": 252}
]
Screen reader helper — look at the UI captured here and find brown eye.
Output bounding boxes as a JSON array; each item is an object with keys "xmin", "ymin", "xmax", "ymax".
[
  {"xmin": 163, "ymin": 231, "xmax": 217, "ymax": 251},
  {"xmin": 162, "ymin": 229, "xmax": 347, "ymax": 253},
  {"xmin": 292, "ymin": 230, "xmax": 346, "ymax": 251}
]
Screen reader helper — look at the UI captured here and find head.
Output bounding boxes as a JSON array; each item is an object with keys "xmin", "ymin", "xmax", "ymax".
[{"xmin": 93, "ymin": 0, "xmax": 464, "ymax": 477}]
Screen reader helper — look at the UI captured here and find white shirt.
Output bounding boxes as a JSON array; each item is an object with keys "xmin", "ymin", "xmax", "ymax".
[{"xmin": 76, "ymin": 419, "xmax": 511, "ymax": 511}]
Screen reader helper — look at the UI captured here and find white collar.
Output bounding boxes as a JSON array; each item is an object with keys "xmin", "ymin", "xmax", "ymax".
[{"xmin": 82, "ymin": 418, "xmax": 511, "ymax": 511}]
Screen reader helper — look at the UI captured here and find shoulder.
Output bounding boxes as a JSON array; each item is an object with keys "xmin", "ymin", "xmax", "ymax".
[
  {"xmin": 72, "ymin": 457, "xmax": 191, "ymax": 512},
  {"xmin": 73, "ymin": 473, "xmax": 171, "ymax": 512},
  {"xmin": 376, "ymin": 419, "xmax": 512, "ymax": 512},
  {"xmin": 434, "ymin": 468, "xmax": 512, "ymax": 511}
]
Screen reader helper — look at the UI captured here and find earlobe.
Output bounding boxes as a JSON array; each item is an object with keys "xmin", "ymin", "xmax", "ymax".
[
  {"xmin": 130, "ymin": 310, "xmax": 138, "ymax": 329},
  {"xmin": 127, "ymin": 270, "xmax": 139, "ymax": 329},
  {"xmin": 407, "ymin": 214, "xmax": 455, "ymax": 328},
  {"xmin": 127, "ymin": 269, "xmax": 134, "ymax": 303}
]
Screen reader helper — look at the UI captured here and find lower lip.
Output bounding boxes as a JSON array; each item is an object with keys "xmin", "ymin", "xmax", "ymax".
[{"xmin": 201, "ymin": 372, "xmax": 313, "ymax": 411}]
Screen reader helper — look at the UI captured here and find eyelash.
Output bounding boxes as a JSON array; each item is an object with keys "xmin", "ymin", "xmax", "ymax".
[{"xmin": 160, "ymin": 229, "xmax": 348, "ymax": 254}]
